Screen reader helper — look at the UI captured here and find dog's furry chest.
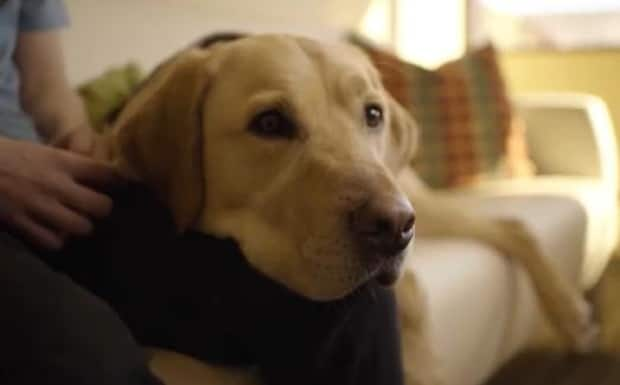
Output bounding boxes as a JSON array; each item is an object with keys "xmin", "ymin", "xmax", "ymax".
[{"xmin": 41, "ymin": 184, "xmax": 397, "ymax": 384}]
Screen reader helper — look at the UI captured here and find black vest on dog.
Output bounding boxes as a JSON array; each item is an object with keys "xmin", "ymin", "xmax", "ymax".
[{"xmin": 43, "ymin": 184, "xmax": 404, "ymax": 385}]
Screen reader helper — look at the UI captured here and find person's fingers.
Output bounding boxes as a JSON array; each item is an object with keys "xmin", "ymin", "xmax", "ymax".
[
  {"xmin": 67, "ymin": 130, "xmax": 94, "ymax": 156},
  {"xmin": 57, "ymin": 150, "xmax": 123, "ymax": 188},
  {"xmin": 50, "ymin": 129, "xmax": 93, "ymax": 155},
  {"xmin": 48, "ymin": 131, "xmax": 69, "ymax": 148},
  {"xmin": 55, "ymin": 178, "xmax": 113, "ymax": 219},
  {"xmin": 91, "ymin": 134, "xmax": 112, "ymax": 163},
  {"xmin": 29, "ymin": 198, "xmax": 93, "ymax": 237},
  {"xmin": 12, "ymin": 214, "xmax": 64, "ymax": 250}
]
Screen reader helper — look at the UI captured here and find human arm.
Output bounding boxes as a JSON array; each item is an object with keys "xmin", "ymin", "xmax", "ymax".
[
  {"xmin": 15, "ymin": 29, "xmax": 102, "ymax": 155},
  {"xmin": 0, "ymin": 23, "xmax": 117, "ymax": 249}
]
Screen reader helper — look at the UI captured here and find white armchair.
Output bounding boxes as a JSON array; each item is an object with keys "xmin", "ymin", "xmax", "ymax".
[
  {"xmin": 444, "ymin": 92, "xmax": 618, "ymax": 288},
  {"xmin": 409, "ymin": 92, "xmax": 619, "ymax": 385},
  {"xmin": 516, "ymin": 92, "xmax": 618, "ymax": 191},
  {"xmin": 513, "ymin": 92, "xmax": 619, "ymax": 288}
]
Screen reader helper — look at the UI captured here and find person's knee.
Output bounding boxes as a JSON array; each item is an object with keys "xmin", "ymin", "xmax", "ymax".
[{"xmin": 0, "ymin": 237, "xmax": 162, "ymax": 385}]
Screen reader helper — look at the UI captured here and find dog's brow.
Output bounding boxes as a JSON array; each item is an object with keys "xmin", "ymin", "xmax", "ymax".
[
  {"xmin": 343, "ymin": 74, "xmax": 369, "ymax": 97},
  {"xmin": 247, "ymin": 90, "xmax": 295, "ymax": 116},
  {"xmin": 336, "ymin": 73, "xmax": 383, "ymax": 108}
]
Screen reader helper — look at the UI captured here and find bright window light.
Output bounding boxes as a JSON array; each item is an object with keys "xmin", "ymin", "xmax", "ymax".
[
  {"xmin": 358, "ymin": 0, "xmax": 393, "ymax": 46},
  {"xmin": 357, "ymin": 0, "xmax": 466, "ymax": 68},
  {"xmin": 395, "ymin": 0, "xmax": 465, "ymax": 68}
]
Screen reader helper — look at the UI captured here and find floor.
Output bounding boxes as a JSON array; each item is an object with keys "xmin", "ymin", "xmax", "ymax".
[
  {"xmin": 484, "ymin": 258, "xmax": 620, "ymax": 385},
  {"xmin": 485, "ymin": 351, "xmax": 620, "ymax": 385}
]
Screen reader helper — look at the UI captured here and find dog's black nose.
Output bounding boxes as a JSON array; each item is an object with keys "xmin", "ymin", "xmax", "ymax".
[{"xmin": 349, "ymin": 196, "xmax": 415, "ymax": 257}]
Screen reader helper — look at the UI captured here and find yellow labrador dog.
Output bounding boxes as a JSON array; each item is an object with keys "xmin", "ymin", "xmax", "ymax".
[{"xmin": 102, "ymin": 34, "xmax": 597, "ymax": 385}]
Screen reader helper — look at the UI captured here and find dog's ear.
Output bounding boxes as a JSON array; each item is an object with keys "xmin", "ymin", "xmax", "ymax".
[
  {"xmin": 112, "ymin": 49, "xmax": 213, "ymax": 231},
  {"xmin": 385, "ymin": 93, "xmax": 419, "ymax": 173}
]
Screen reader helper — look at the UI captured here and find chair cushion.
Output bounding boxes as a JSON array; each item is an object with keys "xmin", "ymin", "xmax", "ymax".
[
  {"xmin": 443, "ymin": 176, "xmax": 618, "ymax": 288},
  {"xmin": 407, "ymin": 239, "xmax": 516, "ymax": 385}
]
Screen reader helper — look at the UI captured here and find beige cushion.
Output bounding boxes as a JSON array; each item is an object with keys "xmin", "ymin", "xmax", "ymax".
[
  {"xmin": 407, "ymin": 239, "xmax": 514, "ymax": 385},
  {"xmin": 444, "ymin": 176, "xmax": 618, "ymax": 288}
]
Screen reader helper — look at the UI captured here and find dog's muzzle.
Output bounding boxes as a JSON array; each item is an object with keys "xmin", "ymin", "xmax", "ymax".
[{"xmin": 349, "ymin": 195, "xmax": 415, "ymax": 285}]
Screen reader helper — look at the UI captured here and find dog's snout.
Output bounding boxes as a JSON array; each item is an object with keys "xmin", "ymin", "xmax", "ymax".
[{"xmin": 349, "ymin": 196, "xmax": 415, "ymax": 256}]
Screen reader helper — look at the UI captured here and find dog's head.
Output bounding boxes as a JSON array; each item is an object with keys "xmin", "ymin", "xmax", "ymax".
[{"xmin": 111, "ymin": 34, "xmax": 418, "ymax": 301}]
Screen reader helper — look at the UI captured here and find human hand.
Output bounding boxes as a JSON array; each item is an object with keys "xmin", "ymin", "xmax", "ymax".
[
  {"xmin": 0, "ymin": 137, "xmax": 120, "ymax": 250},
  {"xmin": 49, "ymin": 126, "xmax": 110, "ymax": 161}
]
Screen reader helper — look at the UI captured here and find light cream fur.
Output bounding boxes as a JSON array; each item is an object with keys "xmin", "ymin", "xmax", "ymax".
[{"xmin": 106, "ymin": 35, "xmax": 597, "ymax": 385}]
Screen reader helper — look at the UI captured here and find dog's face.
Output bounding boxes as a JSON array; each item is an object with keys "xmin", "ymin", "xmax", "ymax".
[{"xmin": 113, "ymin": 35, "xmax": 418, "ymax": 301}]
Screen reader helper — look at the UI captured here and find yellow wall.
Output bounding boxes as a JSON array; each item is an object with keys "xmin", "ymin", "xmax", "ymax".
[{"xmin": 499, "ymin": 50, "xmax": 620, "ymax": 139}]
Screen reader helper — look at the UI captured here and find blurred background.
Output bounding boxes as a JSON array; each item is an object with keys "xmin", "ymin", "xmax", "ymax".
[{"xmin": 63, "ymin": 0, "xmax": 620, "ymax": 151}]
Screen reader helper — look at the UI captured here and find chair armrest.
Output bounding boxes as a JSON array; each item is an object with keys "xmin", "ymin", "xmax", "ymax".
[{"xmin": 512, "ymin": 92, "xmax": 618, "ymax": 191}]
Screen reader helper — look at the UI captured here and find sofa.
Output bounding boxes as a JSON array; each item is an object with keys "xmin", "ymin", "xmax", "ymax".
[{"xmin": 409, "ymin": 92, "xmax": 619, "ymax": 385}]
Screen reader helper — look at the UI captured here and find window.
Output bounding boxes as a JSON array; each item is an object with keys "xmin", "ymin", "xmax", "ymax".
[{"xmin": 470, "ymin": 0, "xmax": 620, "ymax": 51}]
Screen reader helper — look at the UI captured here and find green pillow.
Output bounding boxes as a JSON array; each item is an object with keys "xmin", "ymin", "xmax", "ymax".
[{"xmin": 78, "ymin": 63, "xmax": 145, "ymax": 132}]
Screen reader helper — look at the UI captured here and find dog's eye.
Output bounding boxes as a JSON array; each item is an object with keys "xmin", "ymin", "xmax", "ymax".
[
  {"xmin": 365, "ymin": 104, "xmax": 384, "ymax": 129},
  {"xmin": 249, "ymin": 110, "xmax": 296, "ymax": 139}
]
